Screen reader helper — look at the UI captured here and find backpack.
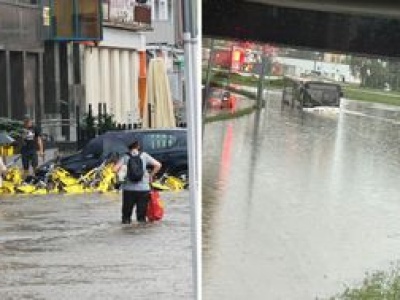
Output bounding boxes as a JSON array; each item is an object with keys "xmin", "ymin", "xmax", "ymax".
[{"xmin": 126, "ymin": 153, "xmax": 144, "ymax": 182}]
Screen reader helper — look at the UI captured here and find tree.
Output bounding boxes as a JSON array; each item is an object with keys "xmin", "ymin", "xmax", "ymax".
[{"xmin": 349, "ymin": 56, "xmax": 388, "ymax": 88}]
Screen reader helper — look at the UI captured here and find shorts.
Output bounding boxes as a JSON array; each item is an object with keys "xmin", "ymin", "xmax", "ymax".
[{"xmin": 22, "ymin": 152, "xmax": 38, "ymax": 171}]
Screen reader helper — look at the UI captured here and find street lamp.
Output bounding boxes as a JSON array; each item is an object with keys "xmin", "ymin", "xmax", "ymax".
[{"xmin": 182, "ymin": 1, "xmax": 199, "ymax": 299}]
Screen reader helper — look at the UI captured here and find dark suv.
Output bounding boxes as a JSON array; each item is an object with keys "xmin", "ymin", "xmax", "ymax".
[{"xmin": 37, "ymin": 129, "xmax": 188, "ymax": 179}]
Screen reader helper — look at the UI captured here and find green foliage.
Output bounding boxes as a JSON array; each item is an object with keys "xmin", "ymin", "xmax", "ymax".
[
  {"xmin": 97, "ymin": 112, "xmax": 117, "ymax": 133},
  {"xmin": 210, "ymin": 76, "xmax": 283, "ymax": 98},
  {"xmin": 343, "ymin": 87, "xmax": 400, "ymax": 106},
  {"xmin": 82, "ymin": 104, "xmax": 95, "ymax": 130},
  {"xmin": 82, "ymin": 110, "xmax": 116, "ymax": 133},
  {"xmin": 210, "ymin": 80, "xmax": 257, "ymax": 99},
  {"xmin": 348, "ymin": 56, "xmax": 400, "ymax": 91},
  {"xmin": 327, "ymin": 267, "xmax": 400, "ymax": 300},
  {"xmin": 268, "ymin": 78, "xmax": 284, "ymax": 89},
  {"xmin": 0, "ymin": 118, "xmax": 24, "ymax": 140},
  {"xmin": 205, "ymin": 106, "xmax": 257, "ymax": 123},
  {"xmin": 209, "ymin": 71, "xmax": 400, "ymax": 107},
  {"xmin": 210, "ymin": 71, "xmax": 260, "ymax": 87}
]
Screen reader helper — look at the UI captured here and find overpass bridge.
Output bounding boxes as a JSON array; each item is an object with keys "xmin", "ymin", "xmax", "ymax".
[{"xmin": 203, "ymin": 0, "xmax": 400, "ymax": 57}]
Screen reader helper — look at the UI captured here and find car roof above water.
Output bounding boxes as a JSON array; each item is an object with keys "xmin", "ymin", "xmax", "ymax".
[
  {"xmin": 101, "ymin": 128, "xmax": 187, "ymax": 144},
  {"xmin": 104, "ymin": 128, "xmax": 186, "ymax": 135}
]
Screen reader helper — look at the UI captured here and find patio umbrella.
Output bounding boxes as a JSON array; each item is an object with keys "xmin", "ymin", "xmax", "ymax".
[
  {"xmin": 0, "ymin": 132, "xmax": 15, "ymax": 146},
  {"xmin": 145, "ymin": 58, "xmax": 176, "ymax": 128}
]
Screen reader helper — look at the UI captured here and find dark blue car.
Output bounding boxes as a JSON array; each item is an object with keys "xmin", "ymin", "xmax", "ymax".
[{"xmin": 37, "ymin": 129, "xmax": 188, "ymax": 180}]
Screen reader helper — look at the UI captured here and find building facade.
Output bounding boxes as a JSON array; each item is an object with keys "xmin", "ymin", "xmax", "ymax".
[
  {"xmin": 39, "ymin": 0, "xmax": 103, "ymax": 142},
  {"xmin": 145, "ymin": 0, "xmax": 182, "ymax": 47},
  {"xmin": 0, "ymin": 0, "xmax": 44, "ymax": 123},
  {"xmin": 145, "ymin": 0, "xmax": 184, "ymax": 104},
  {"xmin": 40, "ymin": 0, "xmax": 150, "ymax": 142},
  {"xmin": 84, "ymin": 27, "xmax": 146, "ymax": 125}
]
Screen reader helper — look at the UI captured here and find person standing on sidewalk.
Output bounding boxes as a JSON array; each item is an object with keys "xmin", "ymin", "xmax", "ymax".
[
  {"xmin": 21, "ymin": 118, "xmax": 44, "ymax": 176},
  {"xmin": 113, "ymin": 140, "xmax": 162, "ymax": 224},
  {"xmin": 0, "ymin": 156, "xmax": 6, "ymax": 187}
]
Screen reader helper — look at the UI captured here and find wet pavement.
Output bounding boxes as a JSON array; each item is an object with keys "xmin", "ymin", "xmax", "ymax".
[
  {"xmin": 203, "ymin": 92, "xmax": 400, "ymax": 299},
  {"xmin": 0, "ymin": 191, "xmax": 192, "ymax": 300}
]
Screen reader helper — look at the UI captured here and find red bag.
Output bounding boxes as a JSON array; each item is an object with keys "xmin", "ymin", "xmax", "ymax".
[{"xmin": 147, "ymin": 190, "xmax": 164, "ymax": 221}]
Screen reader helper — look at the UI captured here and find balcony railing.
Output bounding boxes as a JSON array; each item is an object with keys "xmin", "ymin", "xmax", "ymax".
[{"xmin": 102, "ymin": 2, "xmax": 152, "ymax": 31}]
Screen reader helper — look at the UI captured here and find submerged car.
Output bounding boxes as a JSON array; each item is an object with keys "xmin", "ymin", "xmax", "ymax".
[{"xmin": 37, "ymin": 129, "xmax": 188, "ymax": 180}]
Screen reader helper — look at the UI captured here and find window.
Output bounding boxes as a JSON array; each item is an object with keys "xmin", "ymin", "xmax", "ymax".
[
  {"xmin": 143, "ymin": 133, "xmax": 178, "ymax": 151},
  {"xmin": 51, "ymin": 0, "xmax": 101, "ymax": 40},
  {"xmin": 151, "ymin": 0, "xmax": 169, "ymax": 21},
  {"xmin": 158, "ymin": 0, "xmax": 168, "ymax": 21},
  {"xmin": 53, "ymin": 0, "xmax": 74, "ymax": 38},
  {"xmin": 77, "ymin": 0, "xmax": 101, "ymax": 38}
]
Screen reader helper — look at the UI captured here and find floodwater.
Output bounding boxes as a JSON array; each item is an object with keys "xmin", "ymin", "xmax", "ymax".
[
  {"xmin": 203, "ymin": 93, "xmax": 400, "ymax": 299},
  {"xmin": 0, "ymin": 191, "xmax": 192, "ymax": 299}
]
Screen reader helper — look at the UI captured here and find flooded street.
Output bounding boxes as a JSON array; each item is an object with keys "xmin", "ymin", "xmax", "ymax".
[
  {"xmin": 203, "ymin": 93, "xmax": 400, "ymax": 299},
  {"xmin": 0, "ymin": 191, "xmax": 192, "ymax": 299}
]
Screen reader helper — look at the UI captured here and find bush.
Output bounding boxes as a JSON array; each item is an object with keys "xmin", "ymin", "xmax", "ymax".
[{"xmin": 327, "ymin": 266, "xmax": 400, "ymax": 300}]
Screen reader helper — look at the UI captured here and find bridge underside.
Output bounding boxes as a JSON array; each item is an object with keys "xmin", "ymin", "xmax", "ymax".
[{"xmin": 203, "ymin": 0, "xmax": 400, "ymax": 58}]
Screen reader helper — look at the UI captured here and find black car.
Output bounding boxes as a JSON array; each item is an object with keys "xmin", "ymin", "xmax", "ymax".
[{"xmin": 37, "ymin": 129, "xmax": 188, "ymax": 180}]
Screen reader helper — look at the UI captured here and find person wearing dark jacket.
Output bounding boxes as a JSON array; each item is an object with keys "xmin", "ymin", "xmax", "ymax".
[{"xmin": 21, "ymin": 118, "xmax": 44, "ymax": 176}]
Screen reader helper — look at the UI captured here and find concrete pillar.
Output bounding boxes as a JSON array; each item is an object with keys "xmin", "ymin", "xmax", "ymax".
[
  {"xmin": 138, "ymin": 50, "xmax": 147, "ymax": 121},
  {"xmin": 67, "ymin": 43, "xmax": 74, "ymax": 92},
  {"xmin": 22, "ymin": 51, "xmax": 30, "ymax": 118},
  {"xmin": 111, "ymin": 49, "xmax": 121, "ymax": 123},
  {"xmin": 79, "ymin": 44, "xmax": 86, "ymax": 109},
  {"xmin": 5, "ymin": 51, "xmax": 11, "ymax": 118},
  {"xmin": 85, "ymin": 47, "xmax": 100, "ymax": 116},
  {"xmin": 120, "ymin": 50, "xmax": 130, "ymax": 124},
  {"xmin": 67, "ymin": 43, "xmax": 76, "ymax": 141},
  {"xmin": 100, "ymin": 48, "xmax": 111, "ymax": 115},
  {"xmin": 84, "ymin": 47, "xmax": 93, "ymax": 114},
  {"xmin": 130, "ymin": 51, "xmax": 139, "ymax": 124},
  {"xmin": 38, "ymin": 53, "xmax": 45, "ymax": 124},
  {"xmin": 54, "ymin": 43, "xmax": 61, "ymax": 116},
  {"xmin": 92, "ymin": 47, "xmax": 100, "ymax": 116}
]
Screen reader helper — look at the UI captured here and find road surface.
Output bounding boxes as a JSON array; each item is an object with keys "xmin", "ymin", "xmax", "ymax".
[
  {"xmin": 0, "ymin": 191, "xmax": 192, "ymax": 300},
  {"xmin": 203, "ymin": 93, "xmax": 400, "ymax": 299}
]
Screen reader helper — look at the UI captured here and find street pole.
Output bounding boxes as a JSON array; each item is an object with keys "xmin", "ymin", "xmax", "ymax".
[
  {"xmin": 182, "ymin": 0, "xmax": 199, "ymax": 299},
  {"xmin": 202, "ymin": 38, "xmax": 215, "ymax": 135},
  {"xmin": 256, "ymin": 53, "xmax": 268, "ymax": 109},
  {"xmin": 226, "ymin": 43, "xmax": 234, "ymax": 90}
]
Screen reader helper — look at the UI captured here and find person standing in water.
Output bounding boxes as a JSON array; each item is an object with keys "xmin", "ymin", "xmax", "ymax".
[
  {"xmin": 21, "ymin": 118, "xmax": 44, "ymax": 176},
  {"xmin": 113, "ymin": 140, "xmax": 162, "ymax": 224},
  {"xmin": 0, "ymin": 156, "xmax": 6, "ymax": 187}
]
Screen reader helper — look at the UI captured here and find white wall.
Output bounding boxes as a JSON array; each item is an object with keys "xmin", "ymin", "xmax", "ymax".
[
  {"xmin": 274, "ymin": 57, "xmax": 356, "ymax": 82},
  {"xmin": 84, "ymin": 27, "xmax": 144, "ymax": 125},
  {"xmin": 101, "ymin": 27, "xmax": 146, "ymax": 51},
  {"xmin": 84, "ymin": 47, "xmax": 140, "ymax": 125},
  {"xmin": 145, "ymin": 0, "xmax": 176, "ymax": 45}
]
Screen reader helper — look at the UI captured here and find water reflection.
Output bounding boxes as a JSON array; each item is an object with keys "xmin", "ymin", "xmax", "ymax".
[
  {"xmin": 0, "ymin": 192, "xmax": 192, "ymax": 299},
  {"xmin": 217, "ymin": 123, "xmax": 233, "ymax": 197},
  {"xmin": 203, "ymin": 94, "xmax": 400, "ymax": 299}
]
